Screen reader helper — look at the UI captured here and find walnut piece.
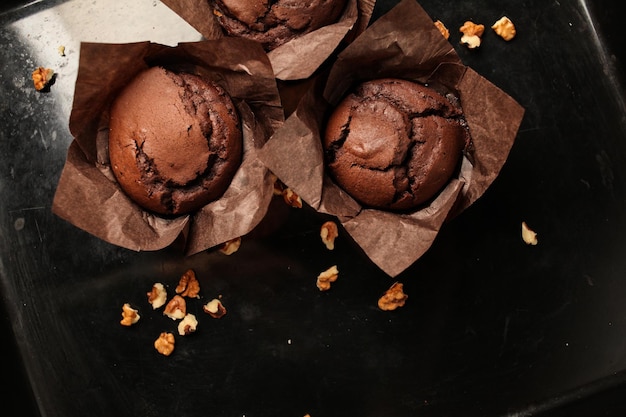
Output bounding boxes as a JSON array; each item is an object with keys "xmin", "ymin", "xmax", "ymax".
[
  {"xmin": 434, "ymin": 20, "xmax": 450, "ymax": 40},
  {"xmin": 272, "ymin": 174, "xmax": 286, "ymax": 196},
  {"xmin": 120, "ymin": 303, "xmax": 140, "ymax": 326},
  {"xmin": 521, "ymin": 221, "xmax": 538, "ymax": 245},
  {"xmin": 219, "ymin": 237, "xmax": 242, "ymax": 255},
  {"xmin": 163, "ymin": 295, "xmax": 186, "ymax": 320},
  {"xmin": 32, "ymin": 67, "xmax": 54, "ymax": 91},
  {"xmin": 147, "ymin": 283, "xmax": 167, "ymax": 309},
  {"xmin": 203, "ymin": 298, "xmax": 227, "ymax": 318},
  {"xmin": 320, "ymin": 221, "xmax": 339, "ymax": 250},
  {"xmin": 459, "ymin": 21, "xmax": 485, "ymax": 49},
  {"xmin": 175, "ymin": 269, "xmax": 200, "ymax": 298},
  {"xmin": 316, "ymin": 265, "xmax": 339, "ymax": 291},
  {"xmin": 58, "ymin": 45, "xmax": 66, "ymax": 56},
  {"xmin": 177, "ymin": 314, "xmax": 198, "ymax": 336},
  {"xmin": 154, "ymin": 332, "xmax": 175, "ymax": 356},
  {"xmin": 491, "ymin": 16, "xmax": 516, "ymax": 41},
  {"xmin": 282, "ymin": 187, "xmax": 303, "ymax": 208},
  {"xmin": 377, "ymin": 282, "xmax": 408, "ymax": 311}
]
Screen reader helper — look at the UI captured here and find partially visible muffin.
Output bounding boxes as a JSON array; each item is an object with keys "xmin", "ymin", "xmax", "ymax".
[
  {"xmin": 108, "ymin": 66, "xmax": 242, "ymax": 216},
  {"xmin": 323, "ymin": 78, "xmax": 470, "ymax": 211},
  {"xmin": 210, "ymin": 0, "xmax": 349, "ymax": 51}
]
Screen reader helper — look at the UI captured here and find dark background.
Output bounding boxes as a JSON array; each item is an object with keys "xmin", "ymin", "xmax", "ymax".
[{"xmin": 2, "ymin": 0, "xmax": 626, "ymax": 416}]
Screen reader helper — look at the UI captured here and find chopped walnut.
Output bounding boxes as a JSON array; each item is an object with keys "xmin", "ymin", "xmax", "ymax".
[
  {"xmin": 521, "ymin": 221, "xmax": 538, "ymax": 245},
  {"xmin": 175, "ymin": 269, "xmax": 200, "ymax": 298},
  {"xmin": 459, "ymin": 21, "xmax": 485, "ymax": 49},
  {"xmin": 283, "ymin": 187, "xmax": 303, "ymax": 208},
  {"xmin": 32, "ymin": 67, "xmax": 54, "ymax": 91},
  {"xmin": 316, "ymin": 265, "xmax": 339, "ymax": 291},
  {"xmin": 120, "ymin": 303, "xmax": 140, "ymax": 326},
  {"xmin": 491, "ymin": 16, "xmax": 516, "ymax": 41},
  {"xmin": 212, "ymin": 8, "xmax": 223, "ymax": 17},
  {"xmin": 147, "ymin": 283, "xmax": 167, "ymax": 309},
  {"xmin": 177, "ymin": 314, "xmax": 198, "ymax": 336},
  {"xmin": 320, "ymin": 221, "xmax": 339, "ymax": 250},
  {"xmin": 203, "ymin": 298, "xmax": 227, "ymax": 318},
  {"xmin": 154, "ymin": 332, "xmax": 175, "ymax": 356},
  {"xmin": 163, "ymin": 295, "xmax": 187, "ymax": 320},
  {"xmin": 58, "ymin": 45, "xmax": 66, "ymax": 56},
  {"xmin": 434, "ymin": 20, "xmax": 450, "ymax": 40},
  {"xmin": 219, "ymin": 237, "xmax": 242, "ymax": 255},
  {"xmin": 377, "ymin": 282, "xmax": 408, "ymax": 311}
]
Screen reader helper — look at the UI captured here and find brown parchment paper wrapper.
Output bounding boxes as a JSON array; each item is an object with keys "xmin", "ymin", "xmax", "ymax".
[
  {"xmin": 160, "ymin": 0, "xmax": 376, "ymax": 80},
  {"xmin": 257, "ymin": 0, "xmax": 525, "ymax": 277},
  {"xmin": 52, "ymin": 39, "xmax": 284, "ymax": 255}
]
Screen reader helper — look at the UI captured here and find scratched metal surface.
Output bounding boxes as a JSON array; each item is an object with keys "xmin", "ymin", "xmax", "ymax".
[{"xmin": 1, "ymin": 0, "xmax": 626, "ymax": 416}]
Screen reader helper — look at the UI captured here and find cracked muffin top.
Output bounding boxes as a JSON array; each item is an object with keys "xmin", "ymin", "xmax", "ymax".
[
  {"xmin": 323, "ymin": 78, "xmax": 471, "ymax": 212},
  {"xmin": 108, "ymin": 66, "xmax": 242, "ymax": 216}
]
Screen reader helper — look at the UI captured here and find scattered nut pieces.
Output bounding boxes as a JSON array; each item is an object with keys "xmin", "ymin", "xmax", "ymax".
[
  {"xmin": 58, "ymin": 45, "xmax": 66, "ymax": 56},
  {"xmin": 120, "ymin": 303, "xmax": 140, "ymax": 326},
  {"xmin": 283, "ymin": 187, "xmax": 303, "ymax": 208},
  {"xmin": 163, "ymin": 295, "xmax": 187, "ymax": 320},
  {"xmin": 521, "ymin": 221, "xmax": 538, "ymax": 245},
  {"xmin": 147, "ymin": 283, "xmax": 167, "ymax": 309},
  {"xmin": 377, "ymin": 282, "xmax": 408, "ymax": 311},
  {"xmin": 320, "ymin": 221, "xmax": 339, "ymax": 250},
  {"xmin": 203, "ymin": 298, "xmax": 227, "ymax": 318},
  {"xmin": 32, "ymin": 67, "xmax": 54, "ymax": 91},
  {"xmin": 175, "ymin": 269, "xmax": 201, "ymax": 298},
  {"xmin": 316, "ymin": 265, "xmax": 339, "ymax": 291},
  {"xmin": 459, "ymin": 21, "xmax": 485, "ymax": 49},
  {"xmin": 434, "ymin": 20, "xmax": 450, "ymax": 40},
  {"xmin": 177, "ymin": 314, "xmax": 198, "ymax": 336},
  {"xmin": 219, "ymin": 237, "xmax": 242, "ymax": 255},
  {"xmin": 491, "ymin": 16, "xmax": 516, "ymax": 41},
  {"xmin": 154, "ymin": 332, "xmax": 175, "ymax": 356}
]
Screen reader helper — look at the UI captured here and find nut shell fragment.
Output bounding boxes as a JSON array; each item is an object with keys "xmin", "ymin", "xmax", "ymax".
[
  {"xmin": 163, "ymin": 295, "xmax": 187, "ymax": 320},
  {"xmin": 203, "ymin": 298, "xmax": 227, "ymax": 318},
  {"xmin": 434, "ymin": 20, "xmax": 450, "ymax": 40},
  {"xmin": 521, "ymin": 221, "xmax": 538, "ymax": 245},
  {"xmin": 120, "ymin": 303, "xmax": 140, "ymax": 326},
  {"xmin": 377, "ymin": 282, "xmax": 408, "ymax": 311},
  {"xmin": 32, "ymin": 67, "xmax": 54, "ymax": 91},
  {"xmin": 177, "ymin": 314, "xmax": 198, "ymax": 336},
  {"xmin": 316, "ymin": 265, "xmax": 339, "ymax": 291},
  {"xmin": 459, "ymin": 21, "xmax": 485, "ymax": 49},
  {"xmin": 320, "ymin": 221, "xmax": 339, "ymax": 250},
  {"xmin": 147, "ymin": 283, "xmax": 167, "ymax": 309},
  {"xmin": 219, "ymin": 237, "xmax": 241, "ymax": 255},
  {"xmin": 283, "ymin": 187, "xmax": 303, "ymax": 208},
  {"xmin": 154, "ymin": 332, "xmax": 175, "ymax": 356},
  {"xmin": 492, "ymin": 16, "xmax": 516, "ymax": 41},
  {"xmin": 175, "ymin": 269, "xmax": 201, "ymax": 298}
]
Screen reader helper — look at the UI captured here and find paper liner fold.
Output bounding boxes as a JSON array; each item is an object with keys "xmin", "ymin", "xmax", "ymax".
[
  {"xmin": 53, "ymin": 39, "xmax": 284, "ymax": 255},
  {"xmin": 258, "ymin": 0, "xmax": 525, "ymax": 277}
]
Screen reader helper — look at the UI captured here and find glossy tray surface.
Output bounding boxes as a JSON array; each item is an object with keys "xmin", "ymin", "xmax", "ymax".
[{"xmin": 1, "ymin": 1, "xmax": 626, "ymax": 416}]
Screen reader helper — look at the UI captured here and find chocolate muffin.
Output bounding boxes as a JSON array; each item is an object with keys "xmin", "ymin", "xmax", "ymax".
[
  {"xmin": 323, "ymin": 78, "xmax": 470, "ymax": 211},
  {"xmin": 108, "ymin": 66, "xmax": 242, "ymax": 216},
  {"xmin": 210, "ymin": 0, "xmax": 349, "ymax": 51}
]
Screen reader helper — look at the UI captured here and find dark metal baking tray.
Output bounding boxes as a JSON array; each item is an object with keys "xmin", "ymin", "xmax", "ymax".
[{"xmin": 2, "ymin": 0, "xmax": 626, "ymax": 416}]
